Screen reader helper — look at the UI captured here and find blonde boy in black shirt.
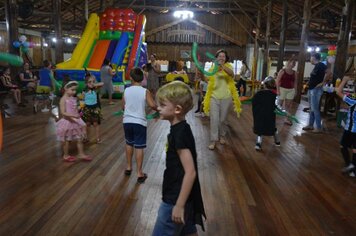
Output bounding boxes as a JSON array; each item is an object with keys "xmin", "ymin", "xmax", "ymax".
[{"xmin": 152, "ymin": 81, "xmax": 206, "ymax": 236}]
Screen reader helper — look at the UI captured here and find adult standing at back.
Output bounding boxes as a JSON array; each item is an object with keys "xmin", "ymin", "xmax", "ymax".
[
  {"xmin": 203, "ymin": 49, "xmax": 241, "ymax": 150},
  {"xmin": 147, "ymin": 54, "xmax": 160, "ymax": 96},
  {"xmin": 276, "ymin": 59, "xmax": 298, "ymax": 125},
  {"xmin": 237, "ymin": 60, "xmax": 250, "ymax": 96},
  {"xmin": 19, "ymin": 62, "xmax": 37, "ymax": 92},
  {"xmin": 302, "ymin": 53, "xmax": 329, "ymax": 133},
  {"xmin": 100, "ymin": 59, "xmax": 116, "ymax": 105}
]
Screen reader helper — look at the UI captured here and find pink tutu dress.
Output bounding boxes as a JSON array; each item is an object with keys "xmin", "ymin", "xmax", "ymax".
[{"xmin": 56, "ymin": 97, "xmax": 86, "ymax": 141}]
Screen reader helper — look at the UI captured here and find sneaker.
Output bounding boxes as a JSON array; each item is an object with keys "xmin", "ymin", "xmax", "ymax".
[
  {"xmin": 41, "ymin": 108, "xmax": 50, "ymax": 112},
  {"xmin": 255, "ymin": 142, "xmax": 262, "ymax": 151},
  {"xmin": 302, "ymin": 125, "xmax": 314, "ymax": 131},
  {"xmin": 349, "ymin": 170, "xmax": 356, "ymax": 178},
  {"xmin": 275, "ymin": 142, "xmax": 281, "ymax": 147},
  {"xmin": 342, "ymin": 164, "xmax": 355, "ymax": 173}
]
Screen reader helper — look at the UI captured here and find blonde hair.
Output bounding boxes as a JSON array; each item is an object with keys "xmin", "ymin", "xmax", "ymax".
[{"xmin": 156, "ymin": 81, "xmax": 193, "ymax": 113}]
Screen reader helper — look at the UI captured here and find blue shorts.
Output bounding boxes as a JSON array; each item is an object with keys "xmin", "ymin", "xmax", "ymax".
[
  {"xmin": 123, "ymin": 123, "xmax": 147, "ymax": 149},
  {"xmin": 152, "ymin": 201, "xmax": 197, "ymax": 236}
]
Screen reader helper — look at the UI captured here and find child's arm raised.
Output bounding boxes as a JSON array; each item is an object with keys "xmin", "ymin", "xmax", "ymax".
[
  {"xmin": 146, "ymin": 90, "xmax": 157, "ymax": 111},
  {"xmin": 172, "ymin": 149, "xmax": 196, "ymax": 224}
]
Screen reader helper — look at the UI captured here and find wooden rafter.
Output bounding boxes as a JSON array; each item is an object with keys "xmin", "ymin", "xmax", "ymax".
[{"xmin": 188, "ymin": 19, "xmax": 243, "ymax": 46}]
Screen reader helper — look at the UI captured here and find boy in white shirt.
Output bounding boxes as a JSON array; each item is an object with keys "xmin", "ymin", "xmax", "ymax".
[{"xmin": 123, "ymin": 67, "xmax": 157, "ymax": 183}]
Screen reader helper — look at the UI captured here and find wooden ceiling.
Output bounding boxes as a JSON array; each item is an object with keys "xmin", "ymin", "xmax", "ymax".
[{"xmin": 0, "ymin": 0, "xmax": 355, "ymax": 45}]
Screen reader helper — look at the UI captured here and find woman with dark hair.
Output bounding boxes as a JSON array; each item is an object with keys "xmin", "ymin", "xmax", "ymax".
[
  {"xmin": 147, "ymin": 54, "xmax": 160, "ymax": 96},
  {"xmin": 0, "ymin": 67, "xmax": 25, "ymax": 107},
  {"xmin": 237, "ymin": 60, "xmax": 250, "ymax": 96},
  {"xmin": 19, "ymin": 62, "xmax": 37, "ymax": 92},
  {"xmin": 203, "ymin": 49, "xmax": 241, "ymax": 150},
  {"xmin": 100, "ymin": 59, "xmax": 116, "ymax": 105}
]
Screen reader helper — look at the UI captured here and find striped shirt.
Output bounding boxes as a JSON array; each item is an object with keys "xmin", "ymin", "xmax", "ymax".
[{"xmin": 343, "ymin": 95, "xmax": 356, "ymax": 133}]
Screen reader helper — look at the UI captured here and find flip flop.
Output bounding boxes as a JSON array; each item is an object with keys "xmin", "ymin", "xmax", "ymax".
[
  {"xmin": 137, "ymin": 173, "xmax": 147, "ymax": 184},
  {"xmin": 79, "ymin": 156, "xmax": 92, "ymax": 161},
  {"xmin": 124, "ymin": 169, "xmax": 132, "ymax": 176},
  {"xmin": 63, "ymin": 156, "xmax": 76, "ymax": 162}
]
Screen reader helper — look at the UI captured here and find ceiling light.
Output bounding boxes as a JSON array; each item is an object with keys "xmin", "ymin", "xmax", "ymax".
[
  {"xmin": 52, "ymin": 37, "xmax": 57, "ymax": 43},
  {"xmin": 65, "ymin": 38, "xmax": 72, "ymax": 44},
  {"xmin": 315, "ymin": 47, "xmax": 320, "ymax": 52},
  {"xmin": 173, "ymin": 10, "xmax": 194, "ymax": 19},
  {"xmin": 307, "ymin": 46, "xmax": 313, "ymax": 52}
]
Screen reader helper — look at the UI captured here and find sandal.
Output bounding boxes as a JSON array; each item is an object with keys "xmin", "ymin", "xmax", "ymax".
[
  {"xmin": 137, "ymin": 173, "xmax": 148, "ymax": 184},
  {"xmin": 63, "ymin": 156, "xmax": 76, "ymax": 162},
  {"xmin": 124, "ymin": 169, "xmax": 132, "ymax": 176},
  {"xmin": 219, "ymin": 137, "xmax": 226, "ymax": 145},
  {"xmin": 208, "ymin": 143, "xmax": 215, "ymax": 150}
]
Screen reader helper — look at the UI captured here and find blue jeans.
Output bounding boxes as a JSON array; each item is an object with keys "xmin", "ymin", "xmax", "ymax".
[
  {"xmin": 152, "ymin": 202, "xmax": 197, "ymax": 236},
  {"xmin": 308, "ymin": 87, "xmax": 323, "ymax": 129}
]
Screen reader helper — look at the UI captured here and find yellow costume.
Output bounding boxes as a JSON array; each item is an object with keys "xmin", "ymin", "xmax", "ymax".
[{"xmin": 203, "ymin": 63, "xmax": 242, "ymax": 117}]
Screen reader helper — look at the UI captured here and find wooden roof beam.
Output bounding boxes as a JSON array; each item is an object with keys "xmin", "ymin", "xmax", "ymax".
[{"xmin": 188, "ymin": 19, "xmax": 243, "ymax": 46}]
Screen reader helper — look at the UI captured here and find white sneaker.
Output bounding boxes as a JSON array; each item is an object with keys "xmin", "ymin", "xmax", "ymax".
[
  {"xmin": 342, "ymin": 164, "xmax": 355, "ymax": 173},
  {"xmin": 349, "ymin": 171, "xmax": 355, "ymax": 178},
  {"xmin": 41, "ymin": 108, "xmax": 50, "ymax": 112}
]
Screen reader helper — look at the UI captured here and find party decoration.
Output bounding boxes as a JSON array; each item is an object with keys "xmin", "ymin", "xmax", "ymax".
[
  {"xmin": 0, "ymin": 52, "xmax": 24, "ymax": 66},
  {"xmin": 192, "ymin": 42, "xmax": 219, "ymax": 77},
  {"xmin": 275, "ymin": 109, "xmax": 300, "ymax": 124}
]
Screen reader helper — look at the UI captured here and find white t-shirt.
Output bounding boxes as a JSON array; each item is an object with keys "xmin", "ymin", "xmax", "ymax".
[{"xmin": 123, "ymin": 86, "xmax": 147, "ymax": 126}]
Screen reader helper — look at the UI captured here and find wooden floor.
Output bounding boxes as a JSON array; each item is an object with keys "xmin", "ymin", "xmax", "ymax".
[{"xmin": 0, "ymin": 96, "xmax": 355, "ymax": 236}]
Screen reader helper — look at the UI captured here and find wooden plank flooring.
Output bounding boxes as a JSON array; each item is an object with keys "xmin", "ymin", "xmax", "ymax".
[{"xmin": 0, "ymin": 96, "xmax": 355, "ymax": 235}]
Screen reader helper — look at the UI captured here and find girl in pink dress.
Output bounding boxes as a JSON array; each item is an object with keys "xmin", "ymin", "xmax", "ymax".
[{"xmin": 56, "ymin": 81, "xmax": 91, "ymax": 162}]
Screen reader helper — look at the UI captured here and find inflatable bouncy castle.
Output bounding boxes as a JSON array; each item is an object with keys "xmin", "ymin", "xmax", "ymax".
[{"xmin": 56, "ymin": 8, "xmax": 148, "ymax": 96}]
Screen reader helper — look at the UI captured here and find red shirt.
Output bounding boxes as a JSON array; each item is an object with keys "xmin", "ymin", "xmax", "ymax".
[{"xmin": 280, "ymin": 70, "xmax": 295, "ymax": 89}]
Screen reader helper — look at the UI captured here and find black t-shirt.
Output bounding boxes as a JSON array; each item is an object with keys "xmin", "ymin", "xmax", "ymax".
[
  {"xmin": 162, "ymin": 120, "xmax": 206, "ymax": 228},
  {"xmin": 308, "ymin": 62, "xmax": 327, "ymax": 90}
]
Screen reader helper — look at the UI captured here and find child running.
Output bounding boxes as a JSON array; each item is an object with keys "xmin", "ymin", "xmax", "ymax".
[
  {"xmin": 81, "ymin": 74, "xmax": 104, "ymax": 143},
  {"xmin": 56, "ymin": 81, "xmax": 91, "ymax": 162},
  {"xmin": 335, "ymin": 76, "xmax": 356, "ymax": 177},
  {"xmin": 252, "ymin": 76, "xmax": 281, "ymax": 151},
  {"xmin": 123, "ymin": 67, "xmax": 157, "ymax": 183},
  {"xmin": 152, "ymin": 81, "xmax": 206, "ymax": 236}
]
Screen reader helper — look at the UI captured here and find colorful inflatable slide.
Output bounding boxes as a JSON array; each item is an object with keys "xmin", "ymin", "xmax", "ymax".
[{"xmin": 56, "ymin": 8, "xmax": 148, "ymax": 96}]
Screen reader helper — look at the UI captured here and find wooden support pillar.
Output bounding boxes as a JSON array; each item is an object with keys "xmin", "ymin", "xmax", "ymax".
[
  {"xmin": 5, "ymin": 0, "xmax": 19, "ymax": 55},
  {"xmin": 262, "ymin": 0, "xmax": 272, "ymax": 79},
  {"xmin": 53, "ymin": 0, "xmax": 64, "ymax": 64},
  {"xmin": 277, "ymin": 0, "xmax": 288, "ymax": 71},
  {"xmin": 333, "ymin": 0, "xmax": 355, "ymax": 79},
  {"xmin": 84, "ymin": 0, "xmax": 89, "ymax": 21},
  {"xmin": 295, "ymin": 0, "xmax": 311, "ymax": 103},
  {"xmin": 252, "ymin": 9, "xmax": 261, "ymax": 85},
  {"xmin": 99, "ymin": 0, "xmax": 105, "ymax": 12}
]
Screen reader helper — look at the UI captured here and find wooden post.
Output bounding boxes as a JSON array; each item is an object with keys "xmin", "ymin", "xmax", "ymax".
[
  {"xmin": 5, "ymin": 0, "xmax": 19, "ymax": 55},
  {"xmin": 262, "ymin": 0, "xmax": 272, "ymax": 79},
  {"xmin": 252, "ymin": 9, "xmax": 261, "ymax": 86},
  {"xmin": 333, "ymin": 0, "xmax": 355, "ymax": 79},
  {"xmin": 53, "ymin": 0, "xmax": 63, "ymax": 64},
  {"xmin": 99, "ymin": 0, "xmax": 105, "ymax": 12},
  {"xmin": 277, "ymin": 0, "xmax": 288, "ymax": 71},
  {"xmin": 295, "ymin": 0, "xmax": 311, "ymax": 103},
  {"xmin": 84, "ymin": 0, "xmax": 89, "ymax": 21}
]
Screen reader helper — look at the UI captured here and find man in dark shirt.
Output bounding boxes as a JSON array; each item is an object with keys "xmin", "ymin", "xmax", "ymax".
[{"xmin": 302, "ymin": 53, "xmax": 328, "ymax": 133}]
